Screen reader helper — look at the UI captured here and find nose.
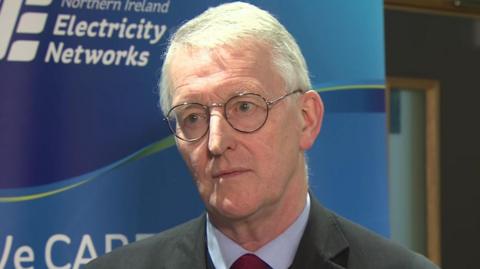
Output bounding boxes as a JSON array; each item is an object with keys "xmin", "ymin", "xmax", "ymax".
[{"xmin": 207, "ymin": 110, "xmax": 235, "ymax": 156}]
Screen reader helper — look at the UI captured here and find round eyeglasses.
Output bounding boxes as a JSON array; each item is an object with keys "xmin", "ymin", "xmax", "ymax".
[{"xmin": 165, "ymin": 89, "xmax": 304, "ymax": 142}]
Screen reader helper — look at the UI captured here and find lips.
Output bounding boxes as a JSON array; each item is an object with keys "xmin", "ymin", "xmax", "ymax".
[{"xmin": 212, "ymin": 168, "xmax": 249, "ymax": 179}]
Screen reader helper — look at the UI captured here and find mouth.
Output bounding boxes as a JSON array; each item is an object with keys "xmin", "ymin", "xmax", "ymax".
[{"xmin": 212, "ymin": 169, "xmax": 249, "ymax": 179}]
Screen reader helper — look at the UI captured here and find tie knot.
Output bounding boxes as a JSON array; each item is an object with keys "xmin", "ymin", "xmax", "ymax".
[{"xmin": 230, "ymin": 254, "xmax": 271, "ymax": 269}]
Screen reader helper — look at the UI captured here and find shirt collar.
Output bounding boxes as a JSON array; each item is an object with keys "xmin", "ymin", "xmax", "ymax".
[{"xmin": 206, "ymin": 194, "xmax": 311, "ymax": 269}]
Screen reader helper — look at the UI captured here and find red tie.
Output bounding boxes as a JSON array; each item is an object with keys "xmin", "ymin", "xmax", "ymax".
[{"xmin": 230, "ymin": 254, "xmax": 271, "ymax": 269}]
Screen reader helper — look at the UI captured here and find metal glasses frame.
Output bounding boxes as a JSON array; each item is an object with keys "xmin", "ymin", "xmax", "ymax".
[{"xmin": 165, "ymin": 89, "xmax": 304, "ymax": 142}]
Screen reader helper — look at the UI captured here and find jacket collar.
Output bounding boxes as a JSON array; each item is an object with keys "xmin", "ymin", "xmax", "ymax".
[
  {"xmin": 290, "ymin": 194, "xmax": 350, "ymax": 269},
  {"xmin": 165, "ymin": 215, "xmax": 209, "ymax": 269}
]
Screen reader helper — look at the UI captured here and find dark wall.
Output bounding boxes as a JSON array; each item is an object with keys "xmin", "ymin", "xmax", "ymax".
[{"xmin": 385, "ymin": 10, "xmax": 480, "ymax": 269}]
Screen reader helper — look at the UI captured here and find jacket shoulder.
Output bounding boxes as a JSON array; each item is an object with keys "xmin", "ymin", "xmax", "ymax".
[
  {"xmin": 334, "ymin": 214, "xmax": 439, "ymax": 269},
  {"xmin": 85, "ymin": 216, "xmax": 205, "ymax": 269}
]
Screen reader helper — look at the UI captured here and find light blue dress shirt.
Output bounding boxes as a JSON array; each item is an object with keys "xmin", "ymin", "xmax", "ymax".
[{"xmin": 206, "ymin": 194, "xmax": 311, "ymax": 269}]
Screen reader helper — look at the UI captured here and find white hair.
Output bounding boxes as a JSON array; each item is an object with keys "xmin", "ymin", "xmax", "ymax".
[{"xmin": 159, "ymin": 1, "xmax": 311, "ymax": 115}]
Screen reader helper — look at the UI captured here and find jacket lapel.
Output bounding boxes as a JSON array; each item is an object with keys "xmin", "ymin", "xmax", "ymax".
[
  {"xmin": 290, "ymin": 195, "xmax": 350, "ymax": 269},
  {"xmin": 162, "ymin": 215, "xmax": 209, "ymax": 269}
]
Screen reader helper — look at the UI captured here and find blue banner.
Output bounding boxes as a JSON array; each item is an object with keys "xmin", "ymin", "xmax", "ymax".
[{"xmin": 0, "ymin": 1, "xmax": 386, "ymax": 268}]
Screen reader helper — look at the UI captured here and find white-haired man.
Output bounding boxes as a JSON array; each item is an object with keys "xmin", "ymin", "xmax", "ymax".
[{"xmin": 87, "ymin": 2, "xmax": 439, "ymax": 269}]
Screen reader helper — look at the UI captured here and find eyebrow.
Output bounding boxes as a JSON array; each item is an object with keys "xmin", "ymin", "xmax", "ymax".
[{"xmin": 173, "ymin": 88, "xmax": 264, "ymax": 106}]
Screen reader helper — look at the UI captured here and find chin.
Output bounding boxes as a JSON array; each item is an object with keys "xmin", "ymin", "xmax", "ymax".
[{"xmin": 209, "ymin": 195, "xmax": 259, "ymax": 221}]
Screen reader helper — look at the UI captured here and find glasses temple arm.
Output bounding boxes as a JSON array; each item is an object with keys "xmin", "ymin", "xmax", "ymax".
[{"xmin": 267, "ymin": 89, "xmax": 304, "ymax": 106}]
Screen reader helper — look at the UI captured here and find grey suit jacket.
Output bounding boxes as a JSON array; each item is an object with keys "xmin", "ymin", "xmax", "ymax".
[{"xmin": 86, "ymin": 196, "xmax": 439, "ymax": 268}]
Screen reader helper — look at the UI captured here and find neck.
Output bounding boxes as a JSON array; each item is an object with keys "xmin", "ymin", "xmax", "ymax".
[{"xmin": 209, "ymin": 164, "xmax": 308, "ymax": 251}]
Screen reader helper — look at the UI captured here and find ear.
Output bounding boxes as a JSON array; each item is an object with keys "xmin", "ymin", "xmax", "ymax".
[{"xmin": 299, "ymin": 90, "xmax": 324, "ymax": 150}]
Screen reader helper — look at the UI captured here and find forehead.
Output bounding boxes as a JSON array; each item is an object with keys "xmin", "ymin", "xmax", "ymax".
[{"xmin": 169, "ymin": 43, "xmax": 284, "ymax": 103}]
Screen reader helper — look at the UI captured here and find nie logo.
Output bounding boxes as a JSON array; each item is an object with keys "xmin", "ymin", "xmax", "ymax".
[{"xmin": 0, "ymin": 0, "xmax": 52, "ymax": 62}]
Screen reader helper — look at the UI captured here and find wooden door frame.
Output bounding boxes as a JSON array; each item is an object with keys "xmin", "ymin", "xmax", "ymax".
[
  {"xmin": 385, "ymin": 0, "xmax": 480, "ymax": 19},
  {"xmin": 386, "ymin": 77, "xmax": 441, "ymax": 266}
]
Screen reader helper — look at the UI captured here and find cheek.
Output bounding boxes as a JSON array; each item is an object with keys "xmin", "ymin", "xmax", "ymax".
[
  {"xmin": 256, "ymin": 114, "xmax": 301, "ymax": 171},
  {"xmin": 266, "ymin": 113, "xmax": 301, "ymax": 149},
  {"xmin": 178, "ymin": 143, "xmax": 208, "ymax": 179},
  {"xmin": 247, "ymin": 134, "xmax": 285, "ymax": 176}
]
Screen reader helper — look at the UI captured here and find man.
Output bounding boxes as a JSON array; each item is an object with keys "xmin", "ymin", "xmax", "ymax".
[{"xmin": 87, "ymin": 2, "xmax": 439, "ymax": 269}]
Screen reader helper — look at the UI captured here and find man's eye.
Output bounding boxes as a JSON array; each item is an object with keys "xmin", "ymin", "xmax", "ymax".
[
  {"xmin": 184, "ymin": 113, "xmax": 201, "ymax": 124},
  {"xmin": 237, "ymin": 102, "xmax": 255, "ymax": 113}
]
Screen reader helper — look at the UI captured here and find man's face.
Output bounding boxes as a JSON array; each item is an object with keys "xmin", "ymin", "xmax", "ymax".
[{"xmin": 169, "ymin": 43, "xmax": 308, "ymax": 223}]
